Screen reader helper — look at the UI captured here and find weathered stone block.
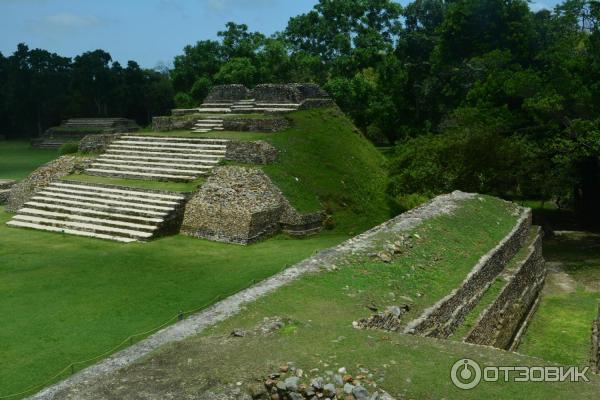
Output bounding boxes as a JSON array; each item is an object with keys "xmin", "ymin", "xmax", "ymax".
[
  {"xmin": 591, "ymin": 306, "xmax": 600, "ymax": 374},
  {"xmin": 181, "ymin": 167, "xmax": 284, "ymax": 244},
  {"xmin": 78, "ymin": 133, "xmax": 121, "ymax": 153},
  {"xmin": 6, "ymin": 156, "xmax": 94, "ymax": 213},
  {"xmin": 290, "ymin": 83, "xmax": 330, "ymax": 101},
  {"xmin": 181, "ymin": 166, "xmax": 324, "ymax": 244},
  {"xmin": 252, "ymin": 84, "xmax": 302, "ymax": 103},
  {"xmin": 222, "ymin": 117, "xmax": 289, "ymax": 132},
  {"xmin": 464, "ymin": 228, "xmax": 546, "ymax": 349},
  {"xmin": 225, "ymin": 141, "xmax": 278, "ymax": 165},
  {"xmin": 205, "ymin": 84, "xmax": 249, "ymax": 103}
]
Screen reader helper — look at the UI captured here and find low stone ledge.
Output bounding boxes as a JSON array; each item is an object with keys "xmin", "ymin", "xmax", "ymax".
[
  {"xmin": 404, "ymin": 206, "xmax": 532, "ymax": 338},
  {"xmin": 225, "ymin": 140, "xmax": 278, "ymax": 165},
  {"xmin": 222, "ymin": 117, "xmax": 289, "ymax": 132},
  {"xmin": 591, "ymin": 305, "xmax": 600, "ymax": 374},
  {"xmin": 299, "ymin": 98, "xmax": 335, "ymax": 110},
  {"xmin": 463, "ymin": 228, "xmax": 546, "ymax": 349},
  {"xmin": 205, "ymin": 84, "xmax": 249, "ymax": 103},
  {"xmin": 152, "ymin": 114, "xmax": 201, "ymax": 131},
  {"xmin": 78, "ymin": 133, "xmax": 122, "ymax": 153},
  {"xmin": 5, "ymin": 156, "xmax": 95, "ymax": 213}
]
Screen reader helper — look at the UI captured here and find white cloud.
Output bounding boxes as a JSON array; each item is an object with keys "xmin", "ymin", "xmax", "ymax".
[
  {"xmin": 40, "ymin": 13, "xmax": 102, "ymax": 29},
  {"xmin": 206, "ymin": 0, "xmax": 275, "ymax": 12}
]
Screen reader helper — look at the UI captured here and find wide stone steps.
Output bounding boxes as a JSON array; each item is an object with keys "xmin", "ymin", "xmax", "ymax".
[
  {"xmin": 85, "ymin": 135, "xmax": 228, "ymax": 181},
  {"xmin": 191, "ymin": 118, "xmax": 224, "ymax": 134},
  {"xmin": 7, "ymin": 181, "xmax": 187, "ymax": 242}
]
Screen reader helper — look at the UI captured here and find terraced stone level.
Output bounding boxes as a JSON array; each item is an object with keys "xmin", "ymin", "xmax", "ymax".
[
  {"xmin": 86, "ymin": 135, "xmax": 228, "ymax": 181},
  {"xmin": 6, "ymin": 181, "xmax": 186, "ymax": 242},
  {"xmin": 192, "ymin": 118, "xmax": 224, "ymax": 133},
  {"xmin": 198, "ymin": 99, "xmax": 301, "ymax": 114}
]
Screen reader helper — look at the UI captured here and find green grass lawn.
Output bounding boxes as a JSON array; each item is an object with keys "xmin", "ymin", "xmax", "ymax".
[
  {"xmin": 0, "ymin": 141, "xmax": 57, "ymax": 180},
  {"xmin": 59, "ymin": 195, "xmax": 600, "ymax": 399},
  {"xmin": 61, "ymin": 174, "xmax": 205, "ymax": 192},
  {"xmin": 0, "ymin": 207, "xmax": 349, "ymax": 398},
  {"xmin": 518, "ymin": 231, "xmax": 600, "ymax": 365}
]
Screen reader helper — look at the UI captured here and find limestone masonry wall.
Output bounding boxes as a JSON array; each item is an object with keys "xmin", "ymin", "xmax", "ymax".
[
  {"xmin": 152, "ymin": 114, "xmax": 200, "ymax": 131},
  {"xmin": 181, "ymin": 166, "xmax": 324, "ymax": 244},
  {"xmin": 464, "ymin": 228, "xmax": 546, "ymax": 349},
  {"xmin": 404, "ymin": 207, "xmax": 532, "ymax": 338},
  {"xmin": 225, "ymin": 140, "xmax": 278, "ymax": 165},
  {"xmin": 591, "ymin": 305, "xmax": 600, "ymax": 374},
  {"xmin": 5, "ymin": 156, "xmax": 94, "ymax": 213},
  {"xmin": 221, "ymin": 117, "xmax": 289, "ymax": 132},
  {"xmin": 0, "ymin": 179, "xmax": 16, "ymax": 204},
  {"xmin": 152, "ymin": 115, "xmax": 288, "ymax": 132},
  {"xmin": 78, "ymin": 133, "xmax": 121, "ymax": 153},
  {"xmin": 251, "ymin": 84, "xmax": 302, "ymax": 103},
  {"xmin": 204, "ymin": 84, "xmax": 249, "ymax": 103}
]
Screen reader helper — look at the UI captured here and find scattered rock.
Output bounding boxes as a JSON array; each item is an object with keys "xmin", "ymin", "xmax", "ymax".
[
  {"xmin": 284, "ymin": 376, "xmax": 300, "ymax": 391},
  {"xmin": 352, "ymin": 385, "xmax": 370, "ymax": 400},
  {"xmin": 230, "ymin": 329, "xmax": 246, "ymax": 337},
  {"xmin": 343, "ymin": 383, "xmax": 355, "ymax": 394}
]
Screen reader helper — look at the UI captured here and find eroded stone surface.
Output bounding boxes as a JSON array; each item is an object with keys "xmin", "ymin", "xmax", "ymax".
[{"xmin": 6, "ymin": 156, "xmax": 94, "ymax": 213}]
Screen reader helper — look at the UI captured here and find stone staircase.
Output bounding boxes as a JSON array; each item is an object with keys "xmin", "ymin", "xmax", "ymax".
[
  {"xmin": 198, "ymin": 99, "xmax": 300, "ymax": 114},
  {"xmin": 86, "ymin": 135, "xmax": 228, "ymax": 181},
  {"xmin": 191, "ymin": 118, "xmax": 224, "ymax": 133},
  {"xmin": 6, "ymin": 181, "xmax": 186, "ymax": 242}
]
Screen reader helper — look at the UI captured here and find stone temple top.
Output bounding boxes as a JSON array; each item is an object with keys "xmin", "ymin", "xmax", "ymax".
[{"xmin": 205, "ymin": 83, "xmax": 330, "ymax": 105}]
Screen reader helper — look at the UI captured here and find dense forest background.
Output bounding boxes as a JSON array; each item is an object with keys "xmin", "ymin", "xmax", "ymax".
[{"xmin": 0, "ymin": 0, "xmax": 599, "ymax": 222}]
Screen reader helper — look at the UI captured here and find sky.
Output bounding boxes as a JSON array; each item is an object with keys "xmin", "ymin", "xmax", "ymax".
[{"xmin": 0, "ymin": 0, "xmax": 565, "ymax": 69}]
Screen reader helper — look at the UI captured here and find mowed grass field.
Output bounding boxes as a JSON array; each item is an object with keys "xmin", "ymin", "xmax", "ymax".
[
  {"xmin": 518, "ymin": 231, "xmax": 600, "ymax": 365},
  {"xmin": 0, "ymin": 208, "xmax": 349, "ymax": 397},
  {"xmin": 0, "ymin": 141, "xmax": 56, "ymax": 180},
  {"xmin": 0, "ymin": 112, "xmax": 392, "ymax": 398}
]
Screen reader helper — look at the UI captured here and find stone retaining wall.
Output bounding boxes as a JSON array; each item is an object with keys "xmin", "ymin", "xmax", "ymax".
[
  {"xmin": 404, "ymin": 207, "xmax": 532, "ymax": 338},
  {"xmin": 463, "ymin": 228, "xmax": 546, "ymax": 349},
  {"xmin": 225, "ymin": 140, "xmax": 278, "ymax": 165},
  {"xmin": 152, "ymin": 114, "xmax": 201, "ymax": 131},
  {"xmin": 298, "ymin": 98, "xmax": 336, "ymax": 110},
  {"xmin": 222, "ymin": 117, "xmax": 289, "ymax": 132},
  {"xmin": 205, "ymin": 84, "xmax": 249, "ymax": 103},
  {"xmin": 181, "ymin": 166, "xmax": 324, "ymax": 244},
  {"xmin": 5, "ymin": 157, "xmax": 94, "ymax": 213},
  {"xmin": 78, "ymin": 134, "xmax": 121, "ymax": 153},
  {"xmin": 591, "ymin": 305, "xmax": 600, "ymax": 374}
]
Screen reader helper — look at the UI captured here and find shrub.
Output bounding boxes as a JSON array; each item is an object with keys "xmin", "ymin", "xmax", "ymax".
[
  {"xmin": 174, "ymin": 92, "xmax": 195, "ymax": 108},
  {"xmin": 58, "ymin": 142, "xmax": 79, "ymax": 156}
]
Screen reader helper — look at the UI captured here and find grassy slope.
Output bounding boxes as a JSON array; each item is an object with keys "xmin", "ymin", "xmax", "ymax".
[
  {"xmin": 0, "ymin": 207, "xmax": 349, "ymax": 397},
  {"xmin": 72, "ymin": 196, "xmax": 600, "ymax": 399},
  {"xmin": 262, "ymin": 108, "xmax": 390, "ymax": 234},
  {"xmin": 518, "ymin": 232, "xmax": 600, "ymax": 365},
  {"xmin": 0, "ymin": 141, "xmax": 57, "ymax": 180},
  {"xmin": 93, "ymin": 107, "xmax": 392, "ymax": 234}
]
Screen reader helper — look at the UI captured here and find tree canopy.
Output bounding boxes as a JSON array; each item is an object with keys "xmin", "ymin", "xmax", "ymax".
[{"xmin": 1, "ymin": 0, "xmax": 599, "ymax": 223}]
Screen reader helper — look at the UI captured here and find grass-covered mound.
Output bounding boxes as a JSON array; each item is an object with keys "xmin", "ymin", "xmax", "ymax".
[
  {"xmin": 264, "ymin": 108, "xmax": 390, "ymax": 234},
  {"xmin": 192, "ymin": 107, "xmax": 392, "ymax": 234}
]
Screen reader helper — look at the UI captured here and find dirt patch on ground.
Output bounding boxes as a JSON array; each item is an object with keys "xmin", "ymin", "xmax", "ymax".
[{"xmin": 544, "ymin": 262, "xmax": 577, "ymax": 294}]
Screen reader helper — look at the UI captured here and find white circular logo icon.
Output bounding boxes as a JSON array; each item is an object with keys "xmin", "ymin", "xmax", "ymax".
[{"xmin": 451, "ymin": 358, "xmax": 482, "ymax": 390}]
